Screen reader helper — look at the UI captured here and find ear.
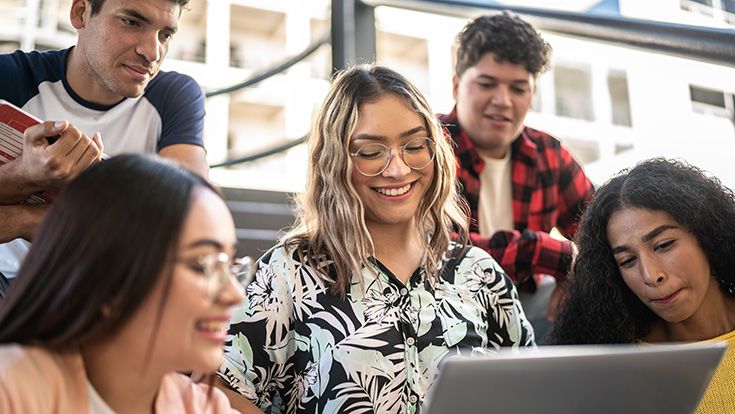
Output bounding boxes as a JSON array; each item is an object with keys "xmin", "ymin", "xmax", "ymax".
[
  {"xmin": 70, "ymin": 0, "xmax": 91, "ymax": 30},
  {"xmin": 452, "ymin": 74, "xmax": 460, "ymax": 101}
]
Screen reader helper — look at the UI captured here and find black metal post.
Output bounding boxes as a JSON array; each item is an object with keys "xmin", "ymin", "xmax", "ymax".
[{"xmin": 331, "ymin": 0, "xmax": 376, "ymax": 74}]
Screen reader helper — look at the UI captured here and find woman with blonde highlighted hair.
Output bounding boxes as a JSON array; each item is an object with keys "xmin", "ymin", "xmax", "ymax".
[{"xmin": 217, "ymin": 65, "xmax": 534, "ymax": 414}]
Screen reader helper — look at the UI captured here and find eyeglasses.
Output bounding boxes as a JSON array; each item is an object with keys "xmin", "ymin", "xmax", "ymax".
[
  {"xmin": 179, "ymin": 253, "xmax": 254, "ymax": 300},
  {"xmin": 349, "ymin": 137, "xmax": 435, "ymax": 177}
]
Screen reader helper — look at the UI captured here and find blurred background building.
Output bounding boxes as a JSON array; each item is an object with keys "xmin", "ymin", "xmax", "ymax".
[{"xmin": 2, "ymin": 0, "xmax": 734, "ymax": 254}]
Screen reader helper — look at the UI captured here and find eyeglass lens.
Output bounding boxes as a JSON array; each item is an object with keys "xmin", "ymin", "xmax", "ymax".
[{"xmin": 351, "ymin": 137, "xmax": 434, "ymax": 176}]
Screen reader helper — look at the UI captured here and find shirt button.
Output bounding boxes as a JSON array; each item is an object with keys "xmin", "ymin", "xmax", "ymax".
[
  {"xmin": 406, "ymin": 337, "xmax": 415, "ymax": 346},
  {"xmin": 400, "ymin": 288, "xmax": 408, "ymax": 296},
  {"xmin": 409, "ymin": 395, "xmax": 418, "ymax": 404}
]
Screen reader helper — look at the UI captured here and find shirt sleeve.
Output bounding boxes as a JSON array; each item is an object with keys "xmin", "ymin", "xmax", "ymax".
[
  {"xmin": 470, "ymin": 229, "xmax": 574, "ymax": 283},
  {"xmin": 218, "ymin": 247, "xmax": 297, "ymax": 413},
  {"xmin": 463, "ymin": 247, "xmax": 536, "ymax": 347},
  {"xmin": 146, "ymin": 72, "xmax": 206, "ymax": 151},
  {"xmin": 469, "ymin": 144, "xmax": 593, "ymax": 283}
]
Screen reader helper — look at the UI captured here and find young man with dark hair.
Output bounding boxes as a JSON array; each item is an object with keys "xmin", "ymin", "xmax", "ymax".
[
  {"xmin": 440, "ymin": 12, "xmax": 594, "ymax": 340},
  {"xmin": 0, "ymin": 0, "xmax": 206, "ymax": 291}
]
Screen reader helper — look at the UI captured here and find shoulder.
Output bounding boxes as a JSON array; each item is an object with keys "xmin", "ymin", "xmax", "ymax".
[
  {"xmin": 520, "ymin": 126, "xmax": 563, "ymax": 149},
  {"xmin": 0, "ymin": 49, "xmax": 64, "ymax": 74},
  {"xmin": 145, "ymin": 70, "xmax": 203, "ymax": 100},
  {"xmin": 0, "ymin": 345, "xmax": 87, "ymax": 412},
  {"xmin": 158, "ymin": 373, "xmax": 236, "ymax": 413},
  {"xmin": 0, "ymin": 49, "xmax": 67, "ymax": 106}
]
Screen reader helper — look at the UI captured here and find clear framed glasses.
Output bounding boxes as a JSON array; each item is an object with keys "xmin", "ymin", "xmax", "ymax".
[
  {"xmin": 179, "ymin": 252, "xmax": 254, "ymax": 300},
  {"xmin": 350, "ymin": 137, "xmax": 435, "ymax": 177}
]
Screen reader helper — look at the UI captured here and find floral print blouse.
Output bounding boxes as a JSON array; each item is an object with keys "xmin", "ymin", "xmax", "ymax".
[{"xmin": 218, "ymin": 242, "xmax": 535, "ymax": 413}]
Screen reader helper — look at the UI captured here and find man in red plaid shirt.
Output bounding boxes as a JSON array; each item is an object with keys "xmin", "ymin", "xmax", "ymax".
[{"xmin": 440, "ymin": 12, "xmax": 594, "ymax": 340}]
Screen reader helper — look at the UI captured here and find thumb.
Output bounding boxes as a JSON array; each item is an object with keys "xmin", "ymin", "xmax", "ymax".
[{"xmin": 24, "ymin": 120, "xmax": 68, "ymax": 146}]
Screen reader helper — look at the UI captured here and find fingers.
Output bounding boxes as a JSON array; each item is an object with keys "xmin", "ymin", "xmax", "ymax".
[
  {"xmin": 21, "ymin": 121, "xmax": 103, "ymax": 188},
  {"xmin": 23, "ymin": 121, "xmax": 68, "ymax": 147},
  {"xmin": 66, "ymin": 132, "xmax": 103, "ymax": 179}
]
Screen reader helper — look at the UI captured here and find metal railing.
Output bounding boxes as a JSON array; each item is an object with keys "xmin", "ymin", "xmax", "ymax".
[{"xmin": 209, "ymin": 0, "xmax": 735, "ymax": 169}]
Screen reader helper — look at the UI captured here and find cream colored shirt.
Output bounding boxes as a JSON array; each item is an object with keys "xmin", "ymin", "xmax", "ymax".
[{"xmin": 478, "ymin": 150, "xmax": 514, "ymax": 237}]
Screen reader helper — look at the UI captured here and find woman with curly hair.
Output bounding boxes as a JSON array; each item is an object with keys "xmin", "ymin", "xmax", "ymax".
[
  {"xmin": 215, "ymin": 65, "xmax": 535, "ymax": 414},
  {"xmin": 551, "ymin": 158, "xmax": 735, "ymax": 412}
]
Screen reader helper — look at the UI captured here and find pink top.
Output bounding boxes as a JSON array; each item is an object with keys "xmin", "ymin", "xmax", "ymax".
[{"xmin": 0, "ymin": 344, "xmax": 239, "ymax": 413}]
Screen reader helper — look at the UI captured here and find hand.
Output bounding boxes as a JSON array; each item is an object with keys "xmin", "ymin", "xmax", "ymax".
[{"xmin": 18, "ymin": 121, "xmax": 103, "ymax": 191}]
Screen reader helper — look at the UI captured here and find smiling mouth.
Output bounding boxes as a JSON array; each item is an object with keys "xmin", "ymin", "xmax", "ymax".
[
  {"xmin": 374, "ymin": 183, "xmax": 412, "ymax": 196},
  {"xmin": 485, "ymin": 114, "xmax": 511, "ymax": 122},
  {"xmin": 196, "ymin": 320, "xmax": 228, "ymax": 333}
]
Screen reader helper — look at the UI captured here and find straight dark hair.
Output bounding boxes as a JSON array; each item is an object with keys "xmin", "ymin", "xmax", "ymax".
[{"xmin": 0, "ymin": 154, "xmax": 217, "ymax": 350}]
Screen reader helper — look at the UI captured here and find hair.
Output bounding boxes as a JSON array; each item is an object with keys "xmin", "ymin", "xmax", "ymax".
[
  {"xmin": 284, "ymin": 65, "xmax": 469, "ymax": 296},
  {"xmin": 0, "ymin": 154, "xmax": 218, "ymax": 350},
  {"xmin": 88, "ymin": 0, "xmax": 191, "ymax": 15},
  {"xmin": 455, "ymin": 11, "xmax": 551, "ymax": 78},
  {"xmin": 550, "ymin": 158, "xmax": 735, "ymax": 344}
]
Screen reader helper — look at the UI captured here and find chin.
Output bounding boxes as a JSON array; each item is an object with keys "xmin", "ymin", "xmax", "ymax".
[{"xmin": 189, "ymin": 354, "xmax": 224, "ymax": 374}]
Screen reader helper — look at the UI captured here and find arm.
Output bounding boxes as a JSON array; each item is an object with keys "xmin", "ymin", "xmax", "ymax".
[
  {"xmin": 154, "ymin": 73, "xmax": 208, "ymax": 179},
  {"xmin": 217, "ymin": 249, "xmax": 296, "ymax": 413},
  {"xmin": 0, "ymin": 121, "xmax": 103, "ymax": 203},
  {"xmin": 470, "ymin": 230, "xmax": 573, "ymax": 283},
  {"xmin": 214, "ymin": 377, "xmax": 264, "ymax": 414},
  {"xmin": 0, "ymin": 204, "xmax": 48, "ymax": 243},
  {"xmin": 158, "ymin": 144, "xmax": 208, "ymax": 179},
  {"xmin": 467, "ymin": 247, "xmax": 535, "ymax": 347},
  {"xmin": 470, "ymin": 146, "xmax": 593, "ymax": 283}
]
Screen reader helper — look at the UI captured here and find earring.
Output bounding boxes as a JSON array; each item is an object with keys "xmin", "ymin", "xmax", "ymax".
[{"xmin": 718, "ymin": 278, "xmax": 735, "ymax": 297}]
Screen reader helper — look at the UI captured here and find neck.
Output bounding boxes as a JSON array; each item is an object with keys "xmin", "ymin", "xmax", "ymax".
[
  {"xmin": 65, "ymin": 46, "xmax": 123, "ymax": 106},
  {"xmin": 656, "ymin": 289, "xmax": 735, "ymax": 342},
  {"xmin": 367, "ymin": 221, "xmax": 424, "ymax": 283},
  {"xmin": 82, "ymin": 340, "xmax": 164, "ymax": 414}
]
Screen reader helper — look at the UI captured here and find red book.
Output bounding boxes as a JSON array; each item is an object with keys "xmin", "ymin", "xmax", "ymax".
[{"xmin": 0, "ymin": 99, "xmax": 58, "ymax": 203}]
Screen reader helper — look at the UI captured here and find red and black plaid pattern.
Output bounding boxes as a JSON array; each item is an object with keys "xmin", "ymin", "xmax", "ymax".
[{"xmin": 440, "ymin": 108, "xmax": 594, "ymax": 289}]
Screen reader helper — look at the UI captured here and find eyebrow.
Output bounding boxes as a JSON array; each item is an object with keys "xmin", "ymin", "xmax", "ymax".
[
  {"xmin": 476, "ymin": 74, "xmax": 530, "ymax": 85},
  {"xmin": 352, "ymin": 126, "xmax": 427, "ymax": 142},
  {"xmin": 184, "ymin": 239, "xmax": 227, "ymax": 251},
  {"xmin": 122, "ymin": 9, "xmax": 178, "ymax": 33},
  {"xmin": 611, "ymin": 225, "xmax": 679, "ymax": 254}
]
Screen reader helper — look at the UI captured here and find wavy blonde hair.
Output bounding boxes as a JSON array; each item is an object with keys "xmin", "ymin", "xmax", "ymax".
[{"xmin": 284, "ymin": 65, "xmax": 469, "ymax": 296}]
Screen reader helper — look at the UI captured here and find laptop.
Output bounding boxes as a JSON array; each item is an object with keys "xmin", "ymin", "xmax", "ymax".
[{"xmin": 423, "ymin": 342, "xmax": 727, "ymax": 414}]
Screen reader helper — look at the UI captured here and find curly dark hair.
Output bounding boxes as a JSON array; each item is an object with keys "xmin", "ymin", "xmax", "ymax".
[
  {"xmin": 550, "ymin": 158, "xmax": 735, "ymax": 345},
  {"xmin": 455, "ymin": 11, "xmax": 551, "ymax": 77}
]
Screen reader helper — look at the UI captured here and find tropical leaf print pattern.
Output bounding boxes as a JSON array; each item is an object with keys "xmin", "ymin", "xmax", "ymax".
[{"xmin": 219, "ymin": 243, "xmax": 534, "ymax": 413}]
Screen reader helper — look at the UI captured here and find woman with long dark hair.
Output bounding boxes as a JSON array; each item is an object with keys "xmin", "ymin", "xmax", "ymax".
[
  {"xmin": 0, "ymin": 154, "xmax": 249, "ymax": 413},
  {"xmin": 551, "ymin": 158, "xmax": 735, "ymax": 412}
]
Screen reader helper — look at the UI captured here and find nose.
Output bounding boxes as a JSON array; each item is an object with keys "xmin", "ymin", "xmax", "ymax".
[
  {"xmin": 136, "ymin": 32, "xmax": 162, "ymax": 63},
  {"xmin": 640, "ymin": 256, "xmax": 666, "ymax": 286},
  {"xmin": 490, "ymin": 85, "xmax": 511, "ymax": 107},
  {"xmin": 381, "ymin": 149, "xmax": 411, "ymax": 178},
  {"xmin": 217, "ymin": 273, "xmax": 246, "ymax": 306}
]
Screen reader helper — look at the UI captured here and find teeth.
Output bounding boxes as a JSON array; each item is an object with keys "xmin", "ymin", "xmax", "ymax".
[
  {"xmin": 376, "ymin": 184, "xmax": 411, "ymax": 196},
  {"xmin": 197, "ymin": 321, "xmax": 228, "ymax": 332}
]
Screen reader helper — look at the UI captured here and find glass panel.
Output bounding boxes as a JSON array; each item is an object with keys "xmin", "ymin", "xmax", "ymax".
[
  {"xmin": 608, "ymin": 70, "xmax": 632, "ymax": 127},
  {"xmin": 554, "ymin": 65, "xmax": 594, "ymax": 121}
]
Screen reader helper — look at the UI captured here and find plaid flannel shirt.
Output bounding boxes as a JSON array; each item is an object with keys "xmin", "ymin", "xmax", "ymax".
[{"xmin": 440, "ymin": 108, "xmax": 594, "ymax": 289}]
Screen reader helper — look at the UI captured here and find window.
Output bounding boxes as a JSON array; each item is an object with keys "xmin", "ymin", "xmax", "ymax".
[
  {"xmin": 690, "ymin": 85, "xmax": 733, "ymax": 120},
  {"xmin": 681, "ymin": 0, "xmax": 735, "ymax": 22},
  {"xmin": 554, "ymin": 65, "xmax": 594, "ymax": 121},
  {"xmin": 608, "ymin": 70, "xmax": 632, "ymax": 127}
]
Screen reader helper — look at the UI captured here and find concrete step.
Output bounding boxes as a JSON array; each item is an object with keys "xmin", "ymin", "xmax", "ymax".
[{"xmin": 221, "ymin": 187, "xmax": 297, "ymax": 260}]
